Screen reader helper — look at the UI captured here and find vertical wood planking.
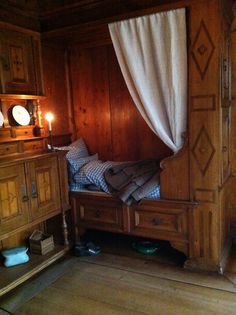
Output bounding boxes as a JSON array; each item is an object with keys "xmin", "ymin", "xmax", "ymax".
[
  {"xmin": 69, "ymin": 44, "xmax": 171, "ymax": 162},
  {"xmin": 108, "ymin": 45, "xmax": 138, "ymax": 161},
  {"xmin": 109, "ymin": 45, "xmax": 171, "ymax": 161},
  {"xmin": 69, "ymin": 45, "xmax": 112, "ymax": 160},
  {"xmin": 41, "ymin": 44, "xmax": 70, "ymax": 136}
]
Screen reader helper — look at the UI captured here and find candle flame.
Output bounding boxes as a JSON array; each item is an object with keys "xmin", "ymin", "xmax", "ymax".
[{"xmin": 45, "ymin": 112, "xmax": 54, "ymax": 122}]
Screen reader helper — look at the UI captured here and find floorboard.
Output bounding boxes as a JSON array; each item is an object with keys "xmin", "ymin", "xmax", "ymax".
[{"xmin": 13, "ymin": 252, "xmax": 236, "ymax": 315}]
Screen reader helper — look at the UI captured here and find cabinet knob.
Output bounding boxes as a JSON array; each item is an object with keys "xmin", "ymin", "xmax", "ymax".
[{"xmin": 152, "ymin": 218, "xmax": 161, "ymax": 225}]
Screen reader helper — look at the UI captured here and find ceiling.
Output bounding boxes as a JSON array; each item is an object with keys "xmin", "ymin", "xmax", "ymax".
[{"xmin": 0, "ymin": 0, "xmax": 180, "ymax": 32}]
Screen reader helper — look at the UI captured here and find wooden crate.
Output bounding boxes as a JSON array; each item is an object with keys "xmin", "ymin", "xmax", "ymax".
[{"xmin": 29, "ymin": 230, "xmax": 54, "ymax": 255}]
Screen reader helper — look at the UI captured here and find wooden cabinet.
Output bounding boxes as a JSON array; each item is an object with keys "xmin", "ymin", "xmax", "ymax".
[
  {"xmin": 0, "ymin": 152, "xmax": 69, "ymax": 241},
  {"xmin": 0, "ymin": 151, "xmax": 70, "ymax": 297},
  {"xmin": 0, "ymin": 28, "xmax": 43, "ymax": 95},
  {"xmin": 0, "ymin": 94, "xmax": 47, "ymax": 155}
]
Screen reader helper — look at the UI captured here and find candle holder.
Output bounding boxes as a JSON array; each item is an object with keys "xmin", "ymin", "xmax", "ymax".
[
  {"xmin": 48, "ymin": 129, "xmax": 54, "ymax": 151},
  {"xmin": 45, "ymin": 112, "xmax": 54, "ymax": 151}
]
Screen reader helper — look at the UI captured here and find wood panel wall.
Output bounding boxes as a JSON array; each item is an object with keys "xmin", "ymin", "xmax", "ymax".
[
  {"xmin": 40, "ymin": 43, "xmax": 72, "ymax": 145},
  {"xmin": 69, "ymin": 43, "xmax": 172, "ymax": 161}
]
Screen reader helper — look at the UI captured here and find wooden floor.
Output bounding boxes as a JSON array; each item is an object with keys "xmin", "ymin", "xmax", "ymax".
[{"xmin": 3, "ymin": 246, "xmax": 236, "ymax": 315}]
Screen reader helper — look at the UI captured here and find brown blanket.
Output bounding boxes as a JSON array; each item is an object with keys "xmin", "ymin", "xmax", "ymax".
[{"xmin": 104, "ymin": 159, "xmax": 160, "ymax": 205}]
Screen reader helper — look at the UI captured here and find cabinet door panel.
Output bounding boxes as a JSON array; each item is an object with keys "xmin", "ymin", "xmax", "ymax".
[
  {"xmin": 0, "ymin": 164, "xmax": 29, "ymax": 237},
  {"xmin": 28, "ymin": 156, "xmax": 61, "ymax": 219},
  {"xmin": 0, "ymin": 29, "xmax": 36, "ymax": 94}
]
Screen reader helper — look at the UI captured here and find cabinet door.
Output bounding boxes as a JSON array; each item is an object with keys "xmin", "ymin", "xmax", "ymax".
[
  {"xmin": 0, "ymin": 164, "xmax": 29, "ymax": 237},
  {"xmin": 0, "ymin": 29, "xmax": 37, "ymax": 94},
  {"xmin": 28, "ymin": 156, "xmax": 61, "ymax": 220}
]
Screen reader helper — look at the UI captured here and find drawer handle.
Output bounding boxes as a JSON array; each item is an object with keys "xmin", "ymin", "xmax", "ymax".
[
  {"xmin": 32, "ymin": 181, "xmax": 38, "ymax": 198},
  {"xmin": 152, "ymin": 218, "xmax": 161, "ymax": 225},
  {"xmin": 95, "ymin": 210, "xmax": 101, "ymax": 218},
  {"xmin": 21, "ymin": 185, "xmax": 29, "ymax": 202},
  {"xmin": 22, "ymin": 195, "xmax": 29, "ymax": 202}
]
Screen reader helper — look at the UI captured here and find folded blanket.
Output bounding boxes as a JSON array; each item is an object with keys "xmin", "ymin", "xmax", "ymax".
[{"xmin": 104, "ymin": 159, "xmax": 160, "ymax": 205}]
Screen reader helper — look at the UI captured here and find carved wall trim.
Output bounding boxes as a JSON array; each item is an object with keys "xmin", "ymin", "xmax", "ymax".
[
  {"xmin": 192, "ymin": 126, "xmax": 216, "ymax": 176},
  {"xmin": 194, "ymin": 189, "xmax": 216, "ymax": 203},
  {"xmin": 191, "ymin": 95, "xmax": 216, "ymax": 111},
  {"xmin": 191, "ymin": 20, "xmax": 215, "ymax": 80}
]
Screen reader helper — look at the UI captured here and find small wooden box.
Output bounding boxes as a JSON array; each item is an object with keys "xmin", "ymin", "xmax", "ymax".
[{"xmin": 29, "ymin": 230, "xmax": 54, "ymax": 255}]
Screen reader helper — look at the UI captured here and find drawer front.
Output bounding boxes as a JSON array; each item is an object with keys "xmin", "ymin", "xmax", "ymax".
[
  {"xmin": 24, "ymin": 140, "xmax": 44, "ymax": 152},
  {"xmin": 76, "ymin": 199, "xmax": 123, "ymax": 232},
  {"xmin": 0, "ymin": 142, "xmax": 18, "ymax": 155},
  {"xmin": 130, "ymin": 205, "xmax": 188, "ymax": 241},
  {"xmin": 14, "ymin": 127, "xmax": 34, "ymax": 138}
]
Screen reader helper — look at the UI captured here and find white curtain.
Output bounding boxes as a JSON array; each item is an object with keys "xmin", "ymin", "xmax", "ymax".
[{"xmin": 108, "ymin": 8, "xmax": 187, "ymax": 153}]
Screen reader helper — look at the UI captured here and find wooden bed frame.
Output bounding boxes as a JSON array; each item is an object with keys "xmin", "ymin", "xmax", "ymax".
[
  {"xmin": 70, "ymin": 143, "xmax": 197, "ymax": 265},
  {"xmin": 70, "ymin": 0, "xmax": 233, "ymax": 273},
  {"xmin": 71, "ymin": 190, "xmax": 197, "ymax": 259}
]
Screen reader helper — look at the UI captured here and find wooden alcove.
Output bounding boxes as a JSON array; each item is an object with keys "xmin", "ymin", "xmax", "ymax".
[
  {"xmin": 51, "ymin": 0, "xmax": 233, "ymax": 273},
  {"xmin": 1, "ymin": 0, "xmax": 231, "ymax": 273}
]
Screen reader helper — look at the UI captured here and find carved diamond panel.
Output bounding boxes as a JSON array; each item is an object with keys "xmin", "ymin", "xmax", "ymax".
[
  {"xmin": 191, "ymin": 20, "xmax": 215, "ymax": 80},
  {"xmin": 0, "ymin": 180, "xmax": 18, "ymax": 220},
  {"xmin": 192, "ymin": 126, "xmax": 215, "ymax": 176},
  {"xmin": 37, "ymin": 171, "xmax": 51, "ymax": 203}
]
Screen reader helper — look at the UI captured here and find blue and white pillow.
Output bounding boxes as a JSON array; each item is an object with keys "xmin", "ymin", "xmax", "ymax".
[
  {"xmin": 68, "ymin": 154, "xmax": 99, "ymax": 191},
  {"xmin": 66, "ymin": 138, "xmax": 89, "ymax": 161},
  {"xmin": 69, "ymin": 153, "xmax": 99, "ymax": 175},
  {"xmin": 54, "ymin": 138, "xmax": 89, "ymax": 160},
  {"xmin": 79, "ymin": 160, "xmax": 123, "ymax": 192},
  {"xmin": 69, "ymin": 182, "xmax": 86, "ymax": 191}
]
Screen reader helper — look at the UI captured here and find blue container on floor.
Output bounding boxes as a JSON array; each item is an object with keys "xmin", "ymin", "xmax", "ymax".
[{"xmin": 1, "ymin": 246, "xmax": 29, "ymax": 267}]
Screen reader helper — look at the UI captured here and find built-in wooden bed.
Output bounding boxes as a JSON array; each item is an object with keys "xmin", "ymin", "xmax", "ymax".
[
  {"xmin": 67, "ymin": 0, "xmax": 233, "ymax": 273},
  {"xmin": 70, "ymin": 141, "xmax": 197, "ymax": 261}
]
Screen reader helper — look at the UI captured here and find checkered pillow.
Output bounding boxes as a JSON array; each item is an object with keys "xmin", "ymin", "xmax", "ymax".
[
  {"xmin": 54, "ymin": 138, "xmax": 89, "ymax": 161},
  {"xmin": 69, "ymin": 182, "xmax": 86, "ymax": 191},
  {"xmin": 80, "ymin": 160, "xmax": 123, "ymax": 192},
  {"xmin": 75, "ymin": 160, "xmax": 103, "ymax": 186},
  {"xmin": 69, "ymin": 153, "xmax": 99, "ymax": 174}
]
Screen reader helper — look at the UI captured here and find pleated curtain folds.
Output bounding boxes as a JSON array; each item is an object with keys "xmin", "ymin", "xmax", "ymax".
[{"xmin": 108, "ymin": 8, "xmax": 187, "ymax": 153}]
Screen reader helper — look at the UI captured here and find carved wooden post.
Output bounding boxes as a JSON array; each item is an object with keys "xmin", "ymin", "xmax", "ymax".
[
  {"xmin": 62, "ymin": 210, "xmax": 69, "ymax": 246},
  {"xmin": 185, "ymin": 0, "xmax": 233, "ymax": 272}
]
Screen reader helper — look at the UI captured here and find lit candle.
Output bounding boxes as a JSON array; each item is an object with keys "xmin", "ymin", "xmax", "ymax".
[{"xmin": 45, "ymin": 112, "xmax": 54, "ymax": 131}]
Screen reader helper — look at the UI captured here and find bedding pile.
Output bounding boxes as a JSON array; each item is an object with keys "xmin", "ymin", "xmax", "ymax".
[{"xmin": 55, "ymin": 138, "xmax": 160, "ymax": 202}]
